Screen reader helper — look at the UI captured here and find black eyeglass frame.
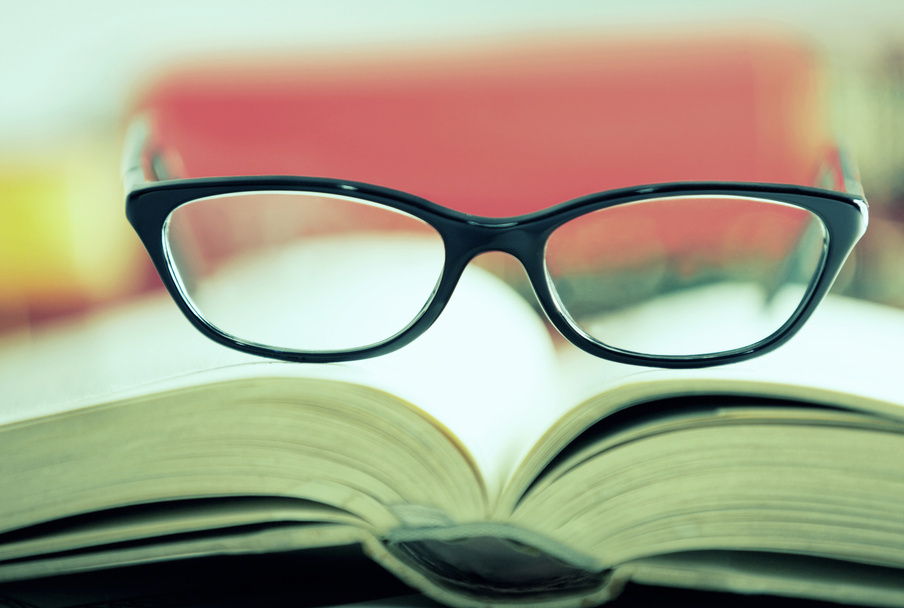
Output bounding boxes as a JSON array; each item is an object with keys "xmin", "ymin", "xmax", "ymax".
[{"xmin": 124, "ymin": 124, "xmax": 869, "ymax": 369}]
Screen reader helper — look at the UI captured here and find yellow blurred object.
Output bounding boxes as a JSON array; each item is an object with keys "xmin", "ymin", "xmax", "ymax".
[{"xmin": 0, "ymin": 134, "xmax": 147, "ymax": 335}]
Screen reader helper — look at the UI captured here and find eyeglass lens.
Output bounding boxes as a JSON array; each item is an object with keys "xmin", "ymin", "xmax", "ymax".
[
  {"xmin": 163, "ymin": 191, "xmax": 826, "ymax": 357},
  {"xmin": 545, "ymin": 196, "xmax": 826, "ymax": 356},
  {"xmin": 164, "ymin": 191, "xmax": 446, "ymax": 352}
]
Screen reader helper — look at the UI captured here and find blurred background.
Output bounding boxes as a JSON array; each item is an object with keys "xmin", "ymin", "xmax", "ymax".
[{"xmin": 3, "ymin": 0, "xmax": 904, "ymax": 340}]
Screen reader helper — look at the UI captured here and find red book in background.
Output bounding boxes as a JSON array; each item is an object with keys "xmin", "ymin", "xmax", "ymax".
[{"xmin": 137, "ymin": 32, "xmax": 830, "ymax": 217}]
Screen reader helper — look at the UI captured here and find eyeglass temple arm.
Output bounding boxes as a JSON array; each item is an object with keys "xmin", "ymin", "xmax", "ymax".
[
  {"xmin": 814, "ymin": 146, "xmax": 865, "ymax": 198},
  {"xmin": 121, "ymin": 117, "xmax": 151, "ymax": 194},
  {"xmin": 121, "ymin": 115, "xmax": 185, "ymax": 194}
]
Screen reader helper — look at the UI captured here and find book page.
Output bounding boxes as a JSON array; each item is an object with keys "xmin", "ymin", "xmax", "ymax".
[
  {"xmin": 560, "ymin": 293, "xmax": 904, "ymax": 418},
  {"xmin": 497, "ymin": 293, "xmax": 904, "ymax": 508},
  {"xmin": 0, "ymin": 240, "xmax": 562, "ymax": 504}
]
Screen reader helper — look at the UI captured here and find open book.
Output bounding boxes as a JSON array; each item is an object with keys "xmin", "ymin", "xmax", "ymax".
[{"xmin": 1, "ymin": 251, "xmax": 904, "ymax": 608}]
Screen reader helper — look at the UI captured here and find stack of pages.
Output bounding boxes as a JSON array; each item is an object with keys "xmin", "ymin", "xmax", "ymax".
[{"xmin": 1, "ymin": 259, "xmax": 903, "ymax": 608}]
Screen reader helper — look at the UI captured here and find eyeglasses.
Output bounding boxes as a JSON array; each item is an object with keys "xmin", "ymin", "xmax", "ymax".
[{"xmin": 123, "ymin": 118, "xmax": 868, "ymax": 368}]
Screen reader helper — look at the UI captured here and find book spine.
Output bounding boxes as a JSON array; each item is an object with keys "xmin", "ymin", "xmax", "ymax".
[{"xmin": 371, "ymin": 512, "xmax": 616, "ymax": 607}]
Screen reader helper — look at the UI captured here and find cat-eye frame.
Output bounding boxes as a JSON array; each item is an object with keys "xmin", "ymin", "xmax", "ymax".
[{"xmin": 124, "ymin": 118, "xmax": 868, "ymax": 368}]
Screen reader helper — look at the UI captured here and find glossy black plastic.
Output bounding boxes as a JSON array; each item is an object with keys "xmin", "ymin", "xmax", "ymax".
[{"xmin": 126, "ymin": 171, "xmax": 868, "ymax": 368}]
